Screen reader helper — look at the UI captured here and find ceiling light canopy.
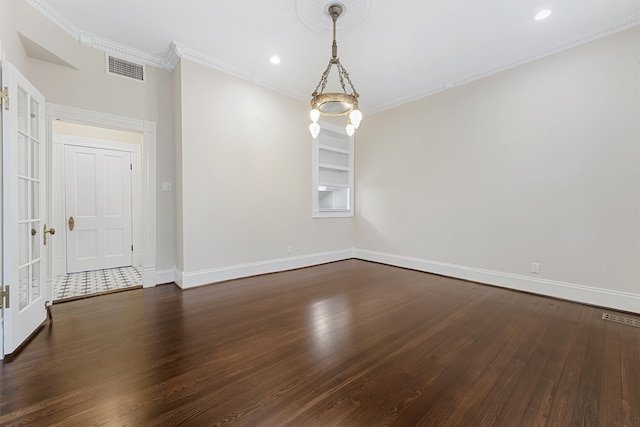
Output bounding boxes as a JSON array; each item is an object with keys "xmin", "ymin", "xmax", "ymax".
[{"xmin": 309, "ymin": 3, "xmax": 362, "ymax": 139}]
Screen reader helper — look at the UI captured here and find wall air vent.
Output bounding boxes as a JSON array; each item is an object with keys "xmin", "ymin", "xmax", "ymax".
[{"xmin": 107, "ymin": 55, "xmax": 145, "ymax": 81}]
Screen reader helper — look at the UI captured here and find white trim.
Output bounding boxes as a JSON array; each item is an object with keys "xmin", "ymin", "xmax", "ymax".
[
  {"xmin": 24, "ymin": 0, "xmax": 81, "ymax": 43},
  {"xmin": 312, "ymin": 122, "xmax": 355, "ymax": 218},
  {"xmin": 47, "ymin": 104, "xmax": 143, "ymax": 132},
  {"xmin": 142, "ymin": 265, "xmax": 156, "ymax": 288},
  {"xmin": 170, "ymin": 43, "xmax": 305, "ymax": 103},
  {"xmin": 368, "ymin": 15, "xmax": 640, "ymax": 115},
  {"xmin": 177, "ymin": 249, "xmax": 355, "ymax": 289},
  {"xmin": 453, "ymin": 16, "xmax": 640, "ymax": 89},
  {"xmin": 25, "ymin": 0, "xmax": 640, "ymax": 113},
  {"xmin": 156, "ymin": 268, "xmax": 175, "ymax": 285},
  {"xmin": 174, "ymin": 268, "xmax": 185, "ymax": 288},
  {"xmin": 54, "ymin": 134, "xmax": 141, "ymax": 152},
  {"xmin": 46, "ymin": 104, "xmax": 157, "ymax": 288},
  {"xmin": 92, "ymin": 36, "xmax": 166, "ymax": 70},
  {"xmin": 170, "ymin": 42, "xmax": 251, "ymax": 82},
  {"xmin": 142, "ymin": 121, "xmax": 157, "ymax": 288},
  {"xmin": 353, "ymin": 249, "xmax": 640, "ymax": 314}
]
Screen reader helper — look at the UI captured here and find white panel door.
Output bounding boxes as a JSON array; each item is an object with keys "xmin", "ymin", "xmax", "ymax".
[
  {"xmin": 65, "ymin": 145, "xmax": 132, "ymax": 273},
  {"xmin": 2, "ymin": 61, "xmax": 48, "ymax": 355}
]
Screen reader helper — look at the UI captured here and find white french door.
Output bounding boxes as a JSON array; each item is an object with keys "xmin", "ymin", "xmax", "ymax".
[
  {"xmin": 65, "ymin": 145, "xmax": 132, "ymax": 273},
  {"xmin": 2, "ymin": 61, "xmax": 48, "ymax": 356}
]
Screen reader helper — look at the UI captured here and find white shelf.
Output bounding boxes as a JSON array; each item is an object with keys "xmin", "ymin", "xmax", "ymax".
[
  {"xmin": 319, "ymin": 144, "xmax": 350, "ymax": 155},
  {"xmin": 319, "ymin": 163, "xmax": 349, "ymax": 172},
  {"xmin": 318, "ymin": 183, "xmax": 350, "ymax": 188}
]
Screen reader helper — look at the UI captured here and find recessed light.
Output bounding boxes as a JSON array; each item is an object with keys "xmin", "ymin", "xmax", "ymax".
[
  {"xmin": 270, "ymin": 55, "xmax": 281, "ymax": 64},
  {"xmin": 535, "ymin": 9, "xmax": 552, "ymax": 21}
]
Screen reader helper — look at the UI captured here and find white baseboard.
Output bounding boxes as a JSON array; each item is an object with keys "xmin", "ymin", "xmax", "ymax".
[
  {"xmin": 174, "ymin": 268, "xmax": 185, "ymax": 287},
  {"xmin": 142, "ymin": 266, "xmax": 157, "ymax": 288},
  {"xmin": 156, "ymin": 268, "xmax": 176, "ymax": 285},
  {"xmin": 354, "ymin": 249, "xmax": 640, "ymax": 314},
  {"xmin": 178, "ymin": 249, "xmax": 354, "ymax": 289}
]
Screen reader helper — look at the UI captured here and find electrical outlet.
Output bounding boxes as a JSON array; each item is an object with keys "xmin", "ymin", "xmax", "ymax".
[
  {"xmin": 531, "ymin": 262, "xmax": 540, "ymax": 274},
  {"xmin": 287, "ymin": 245, "xmax": 292, "ymax": 254}
]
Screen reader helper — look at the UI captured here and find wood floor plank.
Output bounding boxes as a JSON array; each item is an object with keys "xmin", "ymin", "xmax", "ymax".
[
  {"xmin": 599, "ymin": 321, "xmax": 623, "ymax": 426},
  {"xmin": 1, "ymin": 260, "xmax": 639, "ymax": 426}
]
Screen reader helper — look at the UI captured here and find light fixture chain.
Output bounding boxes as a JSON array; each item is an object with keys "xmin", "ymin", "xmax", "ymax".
[
  {"xmin": 313, "ymin": 60, "xmax": 334, "ymax": 95},
  {"xmin": 308, "ymin": 2, "xmax": 362, "ymax": 133},
  {"xmin": 338, "ymin": 63, "xmax": 358, "ymax": 97},
  {"xmin": 336, "ymin": 62, "xmax": 348, "ymax": 94}
]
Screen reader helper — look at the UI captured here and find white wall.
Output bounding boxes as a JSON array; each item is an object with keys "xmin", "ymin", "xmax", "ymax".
[
  {"xmin": 173, "ymin": 61, "xmax": 184, "ymax": 274},
  {"xmin": 14, "ymin": 1, "xmax": 150, "ymax": 120},
  {"xmin": 175, "ymin": 59, "xmax": 354, "ymax": 287},
  {"xmin": 153, "ymin": 67, "xmax": 176, "ymax": 281},
  {"xmin": 355, "ymin": 27, "xmax": 640, "ymax": 313},
  {"xmin": 0, "ymin": 0, "xmax": 28, "ymax": 69}
]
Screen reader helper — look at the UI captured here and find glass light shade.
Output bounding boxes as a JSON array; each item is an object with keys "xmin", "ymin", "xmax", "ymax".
[
  {"xmin": 349, "ymin": 109, "xmax": 362, "ymax": 128},
  {"xmin": 309, "ymin": 122, "xmax": 321, "ymax": 139},
  {"xmin": 346, "ymin": 123, "xmax": 355, "ymax": 136},
  {"xmin": 319, "ymin": 100, "xmax": 352, "ymax": 115},
  {"xmin": 310, "ymin": 109, "xmax": 320, "ymax": 123}
]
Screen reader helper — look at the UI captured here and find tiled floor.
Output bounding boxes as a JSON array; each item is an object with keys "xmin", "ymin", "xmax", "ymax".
[{"xmin": 53, "ymin": 266, "xmax": 142, "ymax": 301}]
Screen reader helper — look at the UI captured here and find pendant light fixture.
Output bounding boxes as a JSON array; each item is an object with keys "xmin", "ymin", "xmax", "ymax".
[{"xmin": 309, "ymin": 3, "xmax": 362, "ymax": 139}]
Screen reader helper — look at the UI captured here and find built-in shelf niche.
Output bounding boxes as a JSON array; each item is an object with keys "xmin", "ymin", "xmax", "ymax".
[{"xmin": 312, "ymin": 124, "xmax": 354, "ymax": 217}]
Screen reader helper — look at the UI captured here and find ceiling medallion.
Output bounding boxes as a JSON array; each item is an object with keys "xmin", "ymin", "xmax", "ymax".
[
  {"xmin": 296, "ymin": 0, "xmax": 372, "ymax": 33},
  {"xmin": 308, "ymin": 3, "xmax": 362, "ymax": 139}
]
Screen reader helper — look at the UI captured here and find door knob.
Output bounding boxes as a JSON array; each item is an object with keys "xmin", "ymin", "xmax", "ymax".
[
  {"xmin": 68, "ymin": 216, "xmax": 75, "ymax": 231},
  {"xmin": 44, "ymin": 225, "xmax": 55, "ymax": 245}
]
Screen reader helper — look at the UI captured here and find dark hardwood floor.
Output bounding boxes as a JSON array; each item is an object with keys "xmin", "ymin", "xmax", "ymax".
[{"xmin": 1, "ymin": 259, "xmax": 639, "ymax": 426}]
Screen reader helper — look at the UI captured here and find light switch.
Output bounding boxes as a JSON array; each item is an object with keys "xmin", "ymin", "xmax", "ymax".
[{"xmin": 161, "ymin": 182, "xmax": 172, "ymax": 192}]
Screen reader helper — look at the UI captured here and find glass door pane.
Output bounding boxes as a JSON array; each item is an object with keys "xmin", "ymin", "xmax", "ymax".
[
  {"xmin": 30, "ymin": 98, "xmax": 39, "ymax": 138},
  {"xmin": 17, "ymin": 87, "xmax": 28, "ymax": 133},
  {"xmin": 31, "ymin": 261, "xmax": 41, "ymax": 301},
  {"xmin": 18, "ymin": 267, "xmax": 28, "ymax": 311}
]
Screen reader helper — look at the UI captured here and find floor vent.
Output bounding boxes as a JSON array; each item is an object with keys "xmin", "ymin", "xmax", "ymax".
[
  {"xmin": 602, "ymin": 313, "xmax": 640, "ymax": 328},
  {"xmin": 107, "ymin": 56, "xmax": 144, "ymax": 81}
]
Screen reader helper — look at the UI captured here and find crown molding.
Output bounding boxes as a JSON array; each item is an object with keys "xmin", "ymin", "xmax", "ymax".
[
  {"xmin": 454, "ymin": 14, "xmax": 640, "ymax": 89},
  {"xmin": 24, "ymin": 0, "xmax": 173, "ymax": 70},
  {"xmin": 24, "ymin": 0, "xmax": 80, "ymax": 42},
  {"xmin": 171, "ymin": 42, "xmax": 308, "ymax": 103},
  {"xmin": 171, "ymin": 42, "xmax": 252, "ymax": 82},
  {"xmin": 25, "ymin": 0, "xmax": 640, "ymax": 115},
  {"xmin": 87, "ymin": 33, "xmax": 170, "ymax": 70},
  {"xmin": 166, "ymin": 42, "xmax": 182, "ymax": 70},
  {"xmin": 368, "ymin": 14, "xmax": 640, "ymax": 115}
]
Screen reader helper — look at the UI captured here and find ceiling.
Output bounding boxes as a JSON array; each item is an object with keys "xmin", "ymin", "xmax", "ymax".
[{"xmin": 38, "ymin": 0, "xmax": 639, "ymax": 113}]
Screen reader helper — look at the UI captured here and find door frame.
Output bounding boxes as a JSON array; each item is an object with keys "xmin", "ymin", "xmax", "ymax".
[
  {"xmin": 46, "ymin": 104, "xmax": 157, "ymax": 287},
  {"xmin": 54, "ymin": 136, "xmax": 142, "ymax": 276}
]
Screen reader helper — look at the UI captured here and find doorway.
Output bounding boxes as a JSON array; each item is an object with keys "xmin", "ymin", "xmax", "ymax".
[
  {"xmin": 2, "ymin": 98, "xmax": 158, "ymax": 359},
  {"xmin": 51, "ymin": 121, "xmax": 143, "ymax": 301}
]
